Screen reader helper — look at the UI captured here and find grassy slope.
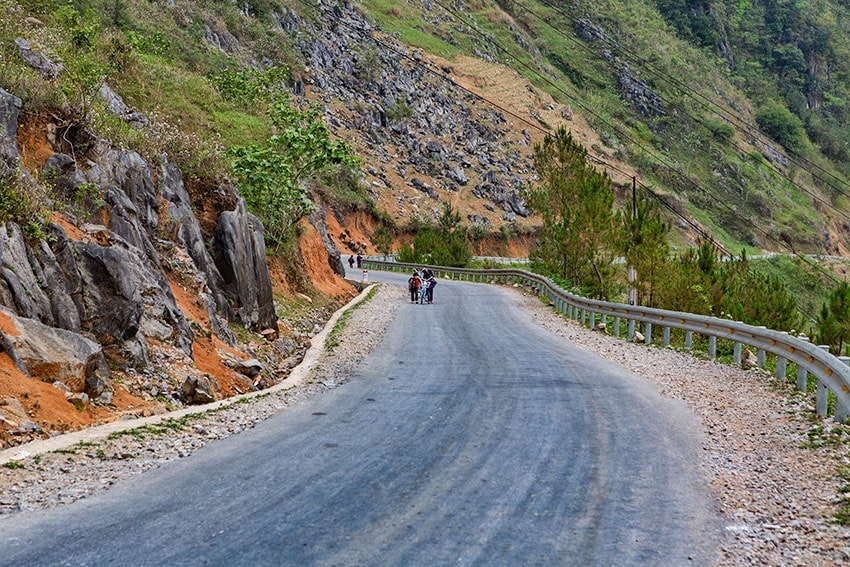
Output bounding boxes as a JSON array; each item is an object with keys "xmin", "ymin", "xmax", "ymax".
[{"xmin": 357, "ymin": 0, "xmax": 848, "ymax": 257}]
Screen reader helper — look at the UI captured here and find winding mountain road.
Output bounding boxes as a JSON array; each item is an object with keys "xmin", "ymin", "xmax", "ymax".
[{"xmin": 0, "ymin": 271, "xmax": 721, "ymax": 565}]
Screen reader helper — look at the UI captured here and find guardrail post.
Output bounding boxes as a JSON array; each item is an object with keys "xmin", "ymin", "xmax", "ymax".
[
  {"xmin": 581, "ymin": 309, "xmax": 587, "ymax": 326},
  {"xmin": 613, "ymin": 316, "xmax": 621, "ymax": 338},
  {"xmin": 627, "ymin": 319, "xmax": 635, "ymax": 341},
  {"xmin": 796, "ymin": 337, "xmax": 810, "ymax": 391},
  {"xmin": 708, "ymin": 335, "xmax": 717, "ymax": 360},
  {"xmin": 685, "ymin": 331, "xmax": 693, "ymax": 351},
  {"xmin": 757, "ymin": 348, "xmax": 766, "ymax": 368},
  {"xmin": 733, "ymin": 342, "xmax": 742, "ymax": 365},
  {"xmin": 776, "ymin": 357, "xmax": 787, "ymax": 381},
  {"xmin": 817, "ymin": 345, "xmax": 830, "ymax": 416},
  {"xmin": 645, "ymin": 322, "xmax": 652, "ymax": 344},
  {"xmin": 589, "ymin": 312, "xmax": 596, "ymax": 330},
  {"xmin": 838, "ymin": 357, "xmax": 850, "ymax": 423},
  {"xmin": 663, "ymin": 326, "xmax": 671, "ymax": 347}
]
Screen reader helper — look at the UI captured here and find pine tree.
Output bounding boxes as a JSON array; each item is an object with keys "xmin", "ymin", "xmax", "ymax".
[{"xmin": 524, "ymin": 126, "xmax": 619, "ymax": 299}]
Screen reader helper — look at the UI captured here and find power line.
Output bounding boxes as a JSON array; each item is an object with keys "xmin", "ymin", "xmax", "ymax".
[
  {"xmin": 521, "ymin": 0, "xmax": 850, "ymax": 203},
  {"xmin": 539, "ymin": 0, "xmax": 850, "ymax": 196},
  {"xmin": 291, "ymin": 0, "xmax": 724, "ymax": 251},
  {"xmin": 292, "ymin": 0, "xmax": 842, "ymax": 286},
  {"xmin": 428, "ymin": 0, "xmax": 850, "ymax": 264},
  {"xmin": 429, "ymin": 0, "xmax": 803, "ymax": 247}
]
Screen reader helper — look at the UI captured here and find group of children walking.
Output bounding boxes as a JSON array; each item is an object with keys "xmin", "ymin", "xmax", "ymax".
[{"xmin": 408, "ymin": 268, "xmax": 437, "ymax": 304}]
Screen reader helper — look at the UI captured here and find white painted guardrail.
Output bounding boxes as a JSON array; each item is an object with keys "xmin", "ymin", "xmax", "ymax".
[{"xmin": 365, "ymin": 259, "xmax": 850, "ymax": 422}]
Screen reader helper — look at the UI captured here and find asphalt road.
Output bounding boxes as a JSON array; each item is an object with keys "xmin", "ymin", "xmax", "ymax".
[{"xmin": 0, "ymin": 270, "xmax": 721, "ymax": 566}]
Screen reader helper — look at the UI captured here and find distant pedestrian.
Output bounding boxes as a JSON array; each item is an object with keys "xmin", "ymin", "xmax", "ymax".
[
  {"xmin": 408, "ymin": 271, "xmax": 421, "ymax": 303},
  {"xmin": 419, "ymin": 278, "xmax": 428, "ymax": 304},
  {"xmin": 425, "ymin": 274, "xmax": 436, "ymax": 303},
  {"xmin": 356, "ymin": 253, "xmax": 363, "ymax": 268},
  {"xmin": 348, "ymin": 255, "xmax": 355, "ymax": 269}
]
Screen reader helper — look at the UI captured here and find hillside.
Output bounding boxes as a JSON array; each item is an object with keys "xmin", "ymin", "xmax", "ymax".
[
  {"xmin": 2, "ymin": 0, "xmax": 850, "ymax": 443},
  {"xmin": 354, "ymin": 0, "xmax": 850, "ymax": 255}
]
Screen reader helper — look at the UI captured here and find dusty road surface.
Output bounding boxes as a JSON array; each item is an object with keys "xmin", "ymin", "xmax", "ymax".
[{"xmin": 0, "ymin": 272, "xmax": 720, "ymax": 566}]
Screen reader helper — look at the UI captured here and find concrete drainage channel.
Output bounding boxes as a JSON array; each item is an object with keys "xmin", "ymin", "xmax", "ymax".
[{"xmin": 0, "ymin": 284, "xmax": 378, "ymax": 466}]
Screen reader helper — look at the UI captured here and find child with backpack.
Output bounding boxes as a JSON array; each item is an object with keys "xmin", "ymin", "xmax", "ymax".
[{"xmin": 408, "ymin": 271, "xmax": 421, "ymax": 303}]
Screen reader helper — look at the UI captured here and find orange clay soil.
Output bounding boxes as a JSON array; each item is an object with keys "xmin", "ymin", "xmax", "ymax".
[
  {"xmin": 167, "ymin": 275, "xmax": 253, "ymax": 397},
  {"xmin": 298, "ymin": 217, "xmax": 358, "ymax": 300},
  {"xmin": 324, "ymin": 208, "xmax": 378, "ymax": 255},
  {"xmin": 0, "ymin": 349, "xmax": 152, "ymax": 436}
]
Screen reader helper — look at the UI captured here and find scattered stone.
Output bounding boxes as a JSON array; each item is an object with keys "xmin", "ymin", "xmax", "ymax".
[
  {"xmin": 742, "ymin": 349, "xmax": 759, "ymax": 370},
  {"xmin": 234, "ymin": 359, "xmax": 264, "ymax": 378}
]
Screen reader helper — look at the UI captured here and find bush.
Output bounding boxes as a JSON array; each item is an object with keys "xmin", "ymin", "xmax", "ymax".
[
  {"xmin": 755, "ymin": 101, "xmax": 808, "ymax": 154},
  {"xmin": 0, "ymin": 172, "xmax": 48, "ymax": 241}
]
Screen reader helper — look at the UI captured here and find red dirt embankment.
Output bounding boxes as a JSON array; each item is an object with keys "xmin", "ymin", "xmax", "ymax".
[{"xmin": 0, "ymin": 210, "xmax": 357, "ymax": 447}]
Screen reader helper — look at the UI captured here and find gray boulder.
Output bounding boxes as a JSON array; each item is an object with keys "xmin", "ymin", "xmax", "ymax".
[
  {"xmin": 0, "ymin": 306, "xmax": 110, "ymax": 397},
  {"xmin": 212, "ymin": 199, "xmax": 277, "ymax": 332},
  {"xmin": 14, "ymin": 38, "xmax": 62, "ymax": 79},
  {"xmin": 0, "ymin": 89, "xmax": 23, "ymax": 172},
  {"xmin": 97, "ymin": 84, "xmax": 149, "ymax": 129},
  {"xmin": 181, "ymin": 374, "xmax": 218, "ymax": 405},
  {"xmin": 158, "ymin": 159, "xmax": 235, "ymax": 336},
  {"xmin": 234, "ymin": 358, "xmax": 264, "ymax": 378}
]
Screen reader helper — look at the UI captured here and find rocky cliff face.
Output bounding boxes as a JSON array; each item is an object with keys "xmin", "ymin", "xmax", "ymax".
[
  {"xmin": 0, "ymin": 84, "xmax": 343, "ymax": 445},
  {"xmin": 272, "ymin": 3, "xmax": 541, "ymax": 228}
]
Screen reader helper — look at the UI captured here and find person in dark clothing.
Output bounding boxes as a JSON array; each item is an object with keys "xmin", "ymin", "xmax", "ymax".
[
  {"xmin": 356, "ymin": 253, "xmax": 362, "ymax": 268},
  {"xmin": 425, "ymin": 273, "xmax": 436, "ymax": 303},
  {"xmin": 348, "ymin": 255, "xmax": 355, "ymax": 269},
  {"xmin": 408, "ymin": 271, "xmax": 421, "ymax": 303}
]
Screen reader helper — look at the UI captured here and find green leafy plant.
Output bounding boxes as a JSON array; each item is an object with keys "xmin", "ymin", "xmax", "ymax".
[
  {"xmin": 228, "ymin": 93, "xmax": 361, "ymax": 251},
  {"xmin": 0, "ymin": 173, "xmax": 49, "ymax": 241},
  {"xmin": 372, "ymin": 224, "xmax": 393, "ymax": 258},
  {"xmin": 398, "ymin": 204, "xmax": 472, "ymax": 267}
]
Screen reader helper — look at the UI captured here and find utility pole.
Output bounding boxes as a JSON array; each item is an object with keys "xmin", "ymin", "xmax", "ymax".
[{"xmin": 628, "ymin": 176, "xmax": 638, "ymax": 306}]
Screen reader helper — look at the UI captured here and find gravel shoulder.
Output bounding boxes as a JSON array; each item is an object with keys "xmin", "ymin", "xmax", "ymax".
[{"xmin": 2, "ymin": 280, "xmax": 849, "ymax": 565}]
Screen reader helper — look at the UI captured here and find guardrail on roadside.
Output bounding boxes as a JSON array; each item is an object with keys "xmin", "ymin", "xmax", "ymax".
[{"xmin": 365, "ymin": 259, "xmax": 850, "ymax": 422}]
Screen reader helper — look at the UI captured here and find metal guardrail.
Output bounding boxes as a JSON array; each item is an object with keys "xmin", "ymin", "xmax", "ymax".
[{"xmin": 365, "ymin": 259, "xmax": 850, "ymax": 422}]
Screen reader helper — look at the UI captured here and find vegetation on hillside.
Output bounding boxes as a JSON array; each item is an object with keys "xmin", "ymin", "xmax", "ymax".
[
  {"xmin": 0, "ymin": 0, "xmax": 848, "ymax": 320},
  {"xmin": 357, "ymin": 0, "xmax": 850, "ymax": 256},
  {"xmin": 0, "ymin": 0, "xmax": 367, "ymax": 250},
  {"xmin": 528, "ymin": 126, "xmax": 800, "ymax": 330}
]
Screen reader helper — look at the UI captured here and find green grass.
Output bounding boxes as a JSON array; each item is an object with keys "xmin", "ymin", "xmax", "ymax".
[
  {"xmin": 749, "ymin": 255, "xmax": 837, "ymax": 326},
  {"xmin": 106, "ymin": 414, "xmax": 199, "ymax": 441},
  {"xmin": 325, "ymin": 285, "xmax": 379, "ymax": 353}
]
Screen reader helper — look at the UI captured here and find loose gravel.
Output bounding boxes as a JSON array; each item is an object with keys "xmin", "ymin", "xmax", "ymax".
[{"xmin": 2, "ymin": 281, "xmax": 849, "ymax": 565}]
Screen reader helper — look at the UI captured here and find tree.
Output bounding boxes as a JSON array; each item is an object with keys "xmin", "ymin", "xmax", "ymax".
[
  {"xmin": 818, "ymin": 281, "xmax": 850, "ymax": 354},
  {"xmin": 228, "ymin": 92, "xmax": 361, "ymax": 250},
  {"xmin": 397, "ymin": 203, "xmax": 471, "ymax": 267},
  {"xmin": 755, "ymin": 100, "xmax": 808, "ymax": 154},
  {"xmin": 372, "ymin": 224, "xmax": 393, "ymax": 259},
  {"xmin": 619, "ymin": 192, "xmax": 670, "ymax": 307},
  {"xmin": 524, "ymin": 126, "xmax": 619, "ymax": 299}
]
